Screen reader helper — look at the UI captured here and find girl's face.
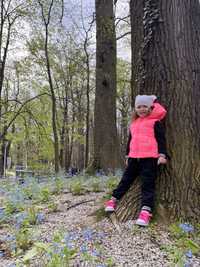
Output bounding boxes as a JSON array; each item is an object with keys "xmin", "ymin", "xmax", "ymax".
[{"xmin": 135, "ymin": 105, "xmax": 151, "ymax": 117}]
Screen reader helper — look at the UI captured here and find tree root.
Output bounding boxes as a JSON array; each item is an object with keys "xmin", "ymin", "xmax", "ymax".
[{"xmin": 109, "ymin": 212, "xmax": 121, "ymax": 233}]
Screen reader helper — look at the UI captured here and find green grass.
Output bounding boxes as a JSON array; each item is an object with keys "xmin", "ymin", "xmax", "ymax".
[{"xmin": 69, "ymin": 180, "xmax": 86, "ymax": 195}]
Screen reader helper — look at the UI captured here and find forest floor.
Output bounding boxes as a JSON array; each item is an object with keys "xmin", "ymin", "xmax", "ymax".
[{"xmin": 0, "ymin": 175, "xmax": 199, "ymax": 267}]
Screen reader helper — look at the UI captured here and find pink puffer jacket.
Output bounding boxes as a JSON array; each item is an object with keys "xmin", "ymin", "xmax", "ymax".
[{"xmin": 128, "ymin": 103, "xmax": 167, "ymax": 158}]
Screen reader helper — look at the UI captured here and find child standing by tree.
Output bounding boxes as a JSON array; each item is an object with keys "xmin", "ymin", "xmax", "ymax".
[{"xmin": 105, "ymin": 95, "xmax": 167, "ymax": 226}]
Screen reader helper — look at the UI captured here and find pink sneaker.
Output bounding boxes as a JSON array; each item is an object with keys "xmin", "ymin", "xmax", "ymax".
[
  {"xmin": 135, "ymin": 210, "xmax": 152, "ymax": 226},
  {"xmin": 105, "ymin": 199, "xmax": 116, "ymax": 212}
]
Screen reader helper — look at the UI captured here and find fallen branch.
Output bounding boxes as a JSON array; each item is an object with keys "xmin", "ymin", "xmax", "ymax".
[{"xmin": 66, "ymin": 199, "xmax": 95, "ymax": 211}]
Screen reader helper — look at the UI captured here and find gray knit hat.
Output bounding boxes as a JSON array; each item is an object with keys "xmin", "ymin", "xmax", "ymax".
[{"xmin": 135, "ymin": 95, "xmax": 157, "ymax": 108}]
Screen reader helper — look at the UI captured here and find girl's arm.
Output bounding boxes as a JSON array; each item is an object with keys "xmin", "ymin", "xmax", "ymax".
[
  {"xmin": 154, "ymin": 121, "xmax": 167, "ymax": 157},
  {"xmin": 149, "ymin": 102, "xmax": 167, "ymax": 120},
  {"xmin": 126, "ymin": 131, "xmax": 132, "ymax": 157}
]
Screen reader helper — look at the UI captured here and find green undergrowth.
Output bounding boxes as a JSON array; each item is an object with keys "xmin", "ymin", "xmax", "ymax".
[
  {"xmin": 90, "ymin": 207, "xmax": 109, "ymax": 222},
  {"xmin": 160, "ymin": 222, "xmax": 200, "ymax": 266}
]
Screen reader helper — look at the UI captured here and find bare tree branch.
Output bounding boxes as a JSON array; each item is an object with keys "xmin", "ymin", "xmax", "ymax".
[
  {"xmin": 116, "ymin": 31, "xmax": 131, "ymax": 41},
  {"xmin": 115, "ymin": 15, "xmax": 130, "ymax": 27},
  {"xmin": 66, "ymin": 199, "xmax": 95, "ymax": 211},
  {"xmin": 0, "ymin": 93, "xmax": 48, "ymax": 140},
  {"xmin": 60, "ymin": 0, "xmax": 64, "ymax": 24}
]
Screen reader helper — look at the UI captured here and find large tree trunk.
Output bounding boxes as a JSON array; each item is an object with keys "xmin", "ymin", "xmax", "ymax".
[
  {"xmin": 116, "ymin": 0, "xmax": 200, "ymax": 222},
  {"xmin": 91, "ymin": 0, "xmax": 121, "ymax": 173},
  {"xmin": 130, "ymin": 0, "xmax": 144, "ymax": 107}
]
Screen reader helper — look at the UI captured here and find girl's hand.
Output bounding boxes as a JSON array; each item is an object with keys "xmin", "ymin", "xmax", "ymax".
[{"xmin": 157, "ymin": 156, "xmax": 167, "ymax": 165}]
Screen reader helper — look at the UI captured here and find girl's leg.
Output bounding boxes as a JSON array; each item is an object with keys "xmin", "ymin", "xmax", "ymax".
[
  {"xmin": 112, "ymin": 158, "xmax": 139, "ymax": 200},
  {"xmin": 139, "ymin": 158, "xmax": 157, "ymax": 211}
]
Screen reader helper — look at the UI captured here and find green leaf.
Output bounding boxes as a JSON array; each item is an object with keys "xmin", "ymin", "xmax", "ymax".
[
  {"xmin": 22, "ymin": 247, "xmax": 38, "ymax": 263},
  {"xmin": 185, "ymin": 238, "xmax": 200, "ymax": 254},
  {"xmin": 35, "ymin": 242, "xmax": 51, "ymax": 252}
]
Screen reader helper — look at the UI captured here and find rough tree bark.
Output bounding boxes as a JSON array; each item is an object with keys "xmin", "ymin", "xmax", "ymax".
[
  {"xmin": 130, "ymin": 0, "xmax": 144, "ymax": 108},
  {"xmin": 91, "ymin": 0, "xmax": 121, "ymax": 173},
  {"xmin": 116, "ymin": 0, "xmax": 200, "ymax": 222}
]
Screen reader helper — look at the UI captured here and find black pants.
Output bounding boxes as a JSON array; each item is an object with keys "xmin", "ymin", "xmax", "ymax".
[{"xmin": 112, "ymin": 158, "xmax": 157, "ymax": 210}]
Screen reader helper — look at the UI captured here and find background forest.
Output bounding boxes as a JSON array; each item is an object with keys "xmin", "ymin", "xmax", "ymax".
[{"xmin": 0, "ymin": 0, "xmax": 131, "ymax": 176}]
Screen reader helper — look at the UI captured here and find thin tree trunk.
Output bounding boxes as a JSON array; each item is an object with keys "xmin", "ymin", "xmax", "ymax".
[
  {"xmin": 85, "ymin": 52, "xmax": 90, "ymax": 169},
  {"xmin": 59, "ymin": 95, "xmax": 68, "ymax": 169},
  {"xmin": 44, "ymin": 28, "xmax": 59, "ymax": 174},
  {"xmin": 82, "ymin": 16, "xmax": 94, "ymax": 169},
  {"xmin": 38, "ymin": 0, "xmax": 59, "ymax": 173}
]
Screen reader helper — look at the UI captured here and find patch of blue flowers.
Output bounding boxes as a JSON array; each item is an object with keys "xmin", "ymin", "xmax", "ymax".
[
  {"xmin": 46, "ymin": 228, "xmax": 108, "ymax": 266},
  {"xmin": 78, "ymin": 228, "xmax": 107, "ymax": 264},
  {"xmin": 14, "ymin": 210, "xmax": 45, "ymax": 229},
  {"xmin": 177, "ymin": 223, "xmax": 200, "ymax": 267},
  {"xmin": 0, "ymin": 234, "xmax": 17, "ymax": 255},
  {"xmin": 179, "ymin": 223, "xmax": 194, "ymax": 233}
]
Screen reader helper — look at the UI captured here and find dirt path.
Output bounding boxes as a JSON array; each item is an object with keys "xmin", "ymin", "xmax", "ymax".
[{"xmin": 0, "ymin": 191, "xmax": 199, "ymax": 266}]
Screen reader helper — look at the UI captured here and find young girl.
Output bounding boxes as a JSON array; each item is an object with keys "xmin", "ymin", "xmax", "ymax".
[{"xmin": 105, "ymin": 95, "xmax": 167, "ymax": 226}]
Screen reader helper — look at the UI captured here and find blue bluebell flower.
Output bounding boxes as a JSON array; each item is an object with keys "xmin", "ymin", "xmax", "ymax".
[
  {"xmin": 97, "ymin": 231, "xmax": 105, "ymax": 239},
  {"xmin": 10, "ymin": 188, "xmax": 25, "ymax": 202},
  {"xmin": 5, "ymin": 235, "xmax": 16, "ymax": 242},
  {"xmin": 0, "ymin": 188, "xmax": 6, "ymax": 194},
  {"xmin": 65, "ymin": 241, "xmax": 74, "ymax": 249},
  {"xmin": 80, "ymin": 244, "xmax": 87, "ymax": 253},
  {"xmin": 179, "ymin": 223, "xmax": 194, "ymax": 233},
  {"xmin": 36, "ymin": 212, "xmax": 45, "ymax": 223},
  {"xmin": 10, "ymin": 242, "xmax": 17, "ymax": 252},
  {"xmin": 185, "ymin": 250, "xmax": 193, "ymax": 258},
  {"xmin": 0, "ymin": 208, "xmax": 5, "ymax": 220},
  {"xmin": 83, "ymin": 228, "xmax": 93, "ymax": 241},
  {"xmin": 96, "ymin": 169, "xmax": 105, "ymax": 176},
  {"xmin": 0, "ymin": 250, "xmax": 5, "ymax": 257},
  {"xmin": 91, "ymin": 249, "xmax": 100, "ymax": 257},
  {"xmin": 95, "ymin": 171, "xmax": 101, "ymax": 177},
  {"xmin": 115, "ymin": 169, "xmax": 123, "ymax": 176},
  {"xmin": 52, "ymin": 242, "xmax": 62, "ymax": 254},
  {"xmin": 184, "ymin": 262, "xmax": 192, "ymax": 267},
  {"xmin": 15, "ymin": 212, "xmax": 28, "ymax": 229},
  {"xmin": 64, "ymin": 232, "xmax": 79, "ymax": 245}
]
